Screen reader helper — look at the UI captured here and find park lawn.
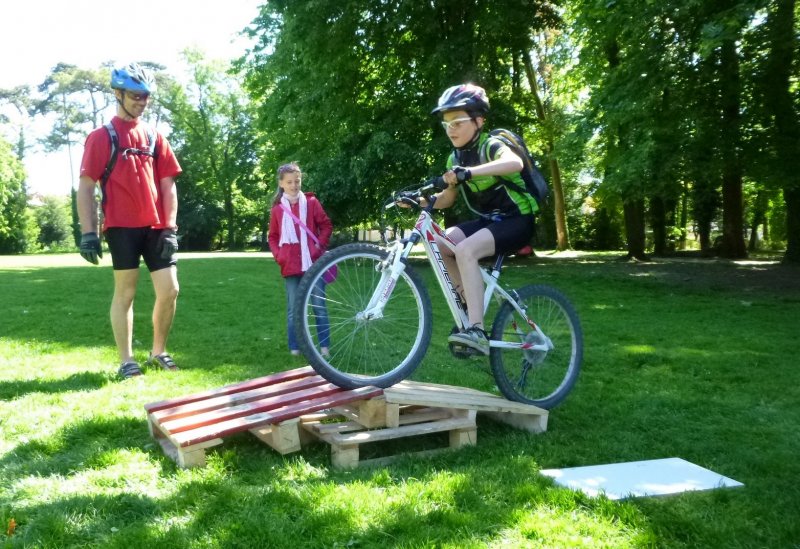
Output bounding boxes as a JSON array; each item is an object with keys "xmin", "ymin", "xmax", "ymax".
[{"xmin": 1, "ymin": 251, "xmax": 799, "ymax": 548}]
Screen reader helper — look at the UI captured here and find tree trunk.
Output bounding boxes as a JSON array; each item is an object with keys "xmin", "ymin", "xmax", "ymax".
[
  {"xmin": 651, "ymin": 197, "xmax": 667, "ymax": 256},
  {"xmin": 70, "ymin": 188, "xmax": 81, "ymax": 247},
  {"xmin": 522, "ymin": 52, "xmax": 570, "ymax": 250},
  {"xmin": 784, "ymin": 187, "xmax": 800, "ymax": 264},
  {"xmin": 717, "ymin": 38, "xmax": 747, "ymax": 259},
  {"xmin": 623, "ymin": 199, "xmax": 647, "ymax": 260},
  {"xmin": 748, "ymin": 191, "xmax": 766, "ymax": 252},
  {"xmin": 765, "ymin": 0, "xmax": 800, "ymax": 263},
  {"xmin": 678, "ymin": 181, "xmax": 689, "ymax": 250}
]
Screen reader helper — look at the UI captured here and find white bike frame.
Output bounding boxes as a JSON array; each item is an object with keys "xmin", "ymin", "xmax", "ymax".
[{"xmin": 360, "ymin": 205, "xmax": 552, "ymax": 352}]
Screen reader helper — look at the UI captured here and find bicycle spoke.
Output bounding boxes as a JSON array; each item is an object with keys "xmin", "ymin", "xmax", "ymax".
[
  {"xmin": 490, "ymin": 285, "xmax": 582, "ymax": 408},
  {"xmin": 294, "ymin": 243, "xmax": 432, "ymax": 388}
]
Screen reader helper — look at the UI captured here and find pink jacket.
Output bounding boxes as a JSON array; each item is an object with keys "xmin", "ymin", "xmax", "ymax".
[{"xmin": 268, "ymin": 192, "xmax": 333, "ymax": 277}]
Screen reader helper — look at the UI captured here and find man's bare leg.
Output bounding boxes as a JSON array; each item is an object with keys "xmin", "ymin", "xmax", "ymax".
[
  {"xmin": 111, "ymin": 268, "xmax": 140, "ymax": 363},
  {"xmin": 150, "ymin": 265, "xmax": 179, "ymax": 357}
]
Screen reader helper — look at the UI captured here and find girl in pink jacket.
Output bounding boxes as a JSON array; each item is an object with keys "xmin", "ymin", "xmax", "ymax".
[{"xmin": 268, "ymin": 163, "xmax": 333, "ymax": 356}]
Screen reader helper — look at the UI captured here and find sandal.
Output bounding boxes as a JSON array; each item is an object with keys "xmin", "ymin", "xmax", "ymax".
[
  {"xmin": 148, "ymin": 352, "xmax": 179, "ymax": 371},
  {"xmin": 118, "ymin": 361, "xmax": 143, "ymax": 379}
]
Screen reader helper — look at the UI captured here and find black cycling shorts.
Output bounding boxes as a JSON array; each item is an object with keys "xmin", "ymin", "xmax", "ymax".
[
  {"xmin": 456, "ymin": 214, "xmax": 535, "ymax": 255},
  {"xmin": 104, "ymin": 227, "xmax": 177, "ymax": 272}
]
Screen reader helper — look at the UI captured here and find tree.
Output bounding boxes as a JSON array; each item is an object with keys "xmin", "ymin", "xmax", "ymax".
[
  {"xmin": 521, "ymin": 31, "xmax": 574, "ymax": 250},
  {"xmin": 160, "ymin": 50, "xmax": 261, "ymax": 250},
  {"xmin": 33, "ymin": 63, "xmax": 116, "ymax": 245},
  {"xmin": 34, "ymin": 195, "xmax": 72, "ymax": 249},
  {"xmin": 241, "ymin": 0, "xmax": 560, "ymax": 234},
  {"xmin": 758, "ymin": 0, "xmax": 800, "ymax": 263},
  {"xmin": 0, "ymin": 85, "xmax": 34, "ymax": 160},
  {"xmin": 0, "ymin": 135, "xmax": 29, "ymax": 253}
]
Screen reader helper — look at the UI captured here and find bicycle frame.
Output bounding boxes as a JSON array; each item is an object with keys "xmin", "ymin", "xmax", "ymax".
[{"xmin": 360, "ymin": 205, "xmax": 552, "ymax": 353}]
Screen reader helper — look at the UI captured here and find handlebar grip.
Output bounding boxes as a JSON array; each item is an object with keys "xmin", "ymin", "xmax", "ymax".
[{"xmin": 424, "ymin": 176, "xmax": 447, "ymax": 191}]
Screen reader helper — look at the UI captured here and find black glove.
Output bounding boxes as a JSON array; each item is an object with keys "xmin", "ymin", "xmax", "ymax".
[
  {"xmin": 157, "ymin": 228, "xmax": 179, "ymax": 259},
  {"xmin": 453, "ymin": 166, "xmax": 472, "ymax": 183},
  {"xmin": 79, "ymin": 232, "xmax": 102, "ymax": 265}
]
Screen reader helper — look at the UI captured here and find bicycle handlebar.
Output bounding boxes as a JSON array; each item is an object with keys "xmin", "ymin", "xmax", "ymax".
[{"xmin": 385, "ymin": 176, "xmax": 448, "ymax": 212}]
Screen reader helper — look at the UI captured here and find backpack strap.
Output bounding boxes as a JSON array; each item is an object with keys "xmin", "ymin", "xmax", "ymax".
[
  {"xmin": 101, "ymin": 122, "xmax": 119, "ymax": 190},
  {"xmin": 478, "ymin": 134, "xmax": 531, "ymax": 197},
  {"xmin": 144, "ymin": 125, "xmax": 157, "ymax": 157},
  {"xmin": 101, "ymin": 123, "xmax": 157, "ymax": 189}
]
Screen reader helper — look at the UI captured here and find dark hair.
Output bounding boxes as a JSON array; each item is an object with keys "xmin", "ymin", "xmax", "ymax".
[{"xmin": 272, "ymin": 162, "xmax": 302, "ymax": 205}]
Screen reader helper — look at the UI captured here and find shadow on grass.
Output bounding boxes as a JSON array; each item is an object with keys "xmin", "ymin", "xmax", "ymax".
[
  {"xmin": 1, "ymin": 416, "xmax": 151, "ymax": 478},
  {"xmin": 0, "ymin": 371, "xmax": 110, "ymax": 401},
  {"xmin": 2, "ymin": 411, "xmax": 655, "ymax": 547},
  {"xmin": 0, "ymin": 260, "xmax": 290, "ymax": 383}
]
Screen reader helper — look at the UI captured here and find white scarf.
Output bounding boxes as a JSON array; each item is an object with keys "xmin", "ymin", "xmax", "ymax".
[{"xmin": 279, "ymin": 192, "xmax": 313, "ymax": 272}]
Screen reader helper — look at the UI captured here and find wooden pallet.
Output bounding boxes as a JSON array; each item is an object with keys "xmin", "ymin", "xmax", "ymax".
[
  {"xmin": 302, "ymin": 405, "xmax": 478, "ymax": 469},
  {"xmin": 384, "ymin": 380, "xmax": 549, "ymax": 434},
  {"xmin": 298, "ymin": 380, "xmax": 549, "ymax": 468},
  {"xmin": 144, "ymin": 366, "xmax": 382, "ymax": 467},
  {"xmin": 144, "ymin": 369, "xmax": 548, "ymax": 469}
]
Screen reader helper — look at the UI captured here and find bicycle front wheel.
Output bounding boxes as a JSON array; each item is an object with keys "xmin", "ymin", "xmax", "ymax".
[
  {"xmin": 293, "ymin": 243, "xmax": 432, "ymax": 389},
  {"xmin": 490, "ymin": 284, "xmax": 583, "ymax": 409}
]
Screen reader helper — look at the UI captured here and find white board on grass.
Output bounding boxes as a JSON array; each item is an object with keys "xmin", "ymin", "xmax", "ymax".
[{"xmin": 540, "ymin": 457, "xmax": 743, "ymax": 500}]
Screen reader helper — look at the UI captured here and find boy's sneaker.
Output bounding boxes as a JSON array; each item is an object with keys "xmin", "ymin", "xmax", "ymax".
[{"xmin": 447, "ymin": 326, "xmax": 490, "ymax": 356}]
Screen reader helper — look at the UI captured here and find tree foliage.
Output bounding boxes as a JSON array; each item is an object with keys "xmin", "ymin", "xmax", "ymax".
[
  {"xmin": 161, "ymin": 50, "xmax": 262, "ymax": 250},
  {"xmin": 34, "ymin": 195, "xmax": 72, "ymax": 249},
  {"xmin": 0, "ymin": 0, "xmax": 797, "ymax": 261},
  {"xmin": 0, "ymin": 135, "xmax": 29, "ymax": 253},
  {"xmin": 240, "ymin": 0, "xmax": 560, "ymax": 231}
]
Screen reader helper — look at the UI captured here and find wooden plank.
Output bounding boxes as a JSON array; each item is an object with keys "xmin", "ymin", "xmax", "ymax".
[
  {"xmin": 144, "ymin": 366, "xmax": 317, "ymax": 413},
  {"xmin": 384, "ymin": 384, "xmax": 548, "ymax": 416},
  {"xmin": 171, "ymin": 386, "xmax": 383, "ymax": 447},
  {"xmin": 159, "ymin": 383, "xmax": 345, "ymax": 434},
  {"xmin": 333, "ymin": 397, "xmax": 389, "ymax": 428},
  {"xmin": 449, "ymin": 427, "xmax": 477, "ymax": 447},
  {"xmin": 250, "ymin": 418, "xmax": 302, "ymax": 454},
  {"xmin": 483, "ymin": 410, "xmax": 548, "ymax": 433},
  {"xmin": 389, "ymin": 380, "xmax": 491, "ymax": 396},
  {"xmin": 155, "ymin": 436, "xmax": 223, "ymax": 468},
  {"xmin": 316, "ymin": 417, "xmax": 476, "ymax": 446},
  {"xmin": 331, "ymin": 444, "xmax": 360, "ymax": 469},
  {"xmin": 151, "ymin": 376, "xmax": 329, "ymax": 423},
  {"xmin": 305, "ymin": 407, "xmax": 455, "ymax": 438}
]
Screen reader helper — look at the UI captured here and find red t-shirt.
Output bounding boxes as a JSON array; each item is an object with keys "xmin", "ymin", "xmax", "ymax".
[{"xmin": 79, "ymin": 117, "xmax": 182, "ymax": 230}]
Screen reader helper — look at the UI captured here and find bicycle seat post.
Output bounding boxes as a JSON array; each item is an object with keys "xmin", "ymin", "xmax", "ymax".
[{"xmin": 490, "ymin": 254, "xmax": 505, "ymax": 278}]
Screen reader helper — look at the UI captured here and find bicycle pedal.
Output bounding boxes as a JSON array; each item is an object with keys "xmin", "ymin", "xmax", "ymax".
[{"xmin": 448, "ymin": 342, "xmax": 482, "ymax": 359}]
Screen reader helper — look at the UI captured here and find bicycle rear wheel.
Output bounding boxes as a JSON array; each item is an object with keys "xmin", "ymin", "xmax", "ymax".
[
  {"xmin": 490, "ymin": 284, "xmax": 582, "ymax": 408},
  {"xmin": 293, "ymin": 243, "xmax": 432, "ymax": 389}
]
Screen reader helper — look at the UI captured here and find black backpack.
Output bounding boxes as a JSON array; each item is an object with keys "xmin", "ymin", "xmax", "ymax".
[
  {"xmin": 101, "ymin": 122, "xmax": 157, "ymax": 189},
  {"xmin": 479, "ymin": 128, "xmax": 549, "ymax": 206}
]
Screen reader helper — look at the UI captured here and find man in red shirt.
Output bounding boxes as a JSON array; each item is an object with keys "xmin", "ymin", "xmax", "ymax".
[{"xmin": 77, "ymin": 63, "xmax": 183, "ymax": 379}]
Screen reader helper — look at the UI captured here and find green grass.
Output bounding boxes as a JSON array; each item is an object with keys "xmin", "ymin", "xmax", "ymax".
[{"xmin": 1, "ymin": 251, "xmax": 799, "ymax": 548}]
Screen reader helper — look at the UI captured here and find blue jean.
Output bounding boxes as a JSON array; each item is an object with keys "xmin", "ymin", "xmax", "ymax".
[{"xmin": 285, "ymin": 275, "xmax": 330, "ymax": 351}]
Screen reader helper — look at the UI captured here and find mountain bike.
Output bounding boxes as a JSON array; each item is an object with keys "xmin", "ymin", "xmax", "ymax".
[{"xmin": 292, "ymin": 179, "xmax": 583, "ymax": 408}]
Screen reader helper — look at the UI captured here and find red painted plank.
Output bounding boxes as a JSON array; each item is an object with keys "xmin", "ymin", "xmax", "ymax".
[
  {"xmin": 173, "ymin": 386, "xmax": 384, "ymax": 447},
  {"xmin": 162, "ymin": 383, "xmax": 346, "ymax": 434},
  {"xmin": 150, "ymin": 376, "xmax": 328, "ymax": 423},
  {"xmin": 144, "ymin": 366, "xmax": 317, "ymax": 412}
]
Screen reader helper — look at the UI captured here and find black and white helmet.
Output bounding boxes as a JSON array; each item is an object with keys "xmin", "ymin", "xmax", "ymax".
[{"xmin": 431, "ymin": 84, "xmax": 490, "ymax": 116}]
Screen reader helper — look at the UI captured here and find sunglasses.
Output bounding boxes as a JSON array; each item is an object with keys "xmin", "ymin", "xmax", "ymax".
[
  {"xmin": 441, "ymin": 117, "xmax": 474, "ymax": 131},
  {"xmin": 126, "ymin": 91, "xmax": 150, "ymax": 102}
]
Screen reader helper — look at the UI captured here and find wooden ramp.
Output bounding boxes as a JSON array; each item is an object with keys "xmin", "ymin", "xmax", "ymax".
[{"xmin": 145, "ymin": 368, "xmax": 548, "ymax": 469}]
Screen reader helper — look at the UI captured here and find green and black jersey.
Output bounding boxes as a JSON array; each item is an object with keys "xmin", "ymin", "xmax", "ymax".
[{"xmin": 447, "ymin": 132, "xmax": 538, "ymax": 217}]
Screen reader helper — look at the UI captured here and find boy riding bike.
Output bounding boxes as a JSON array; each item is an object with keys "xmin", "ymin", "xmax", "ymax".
[{"xmin": 426, "ymin": 84, "xmax": 538, "ymax": 355}]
